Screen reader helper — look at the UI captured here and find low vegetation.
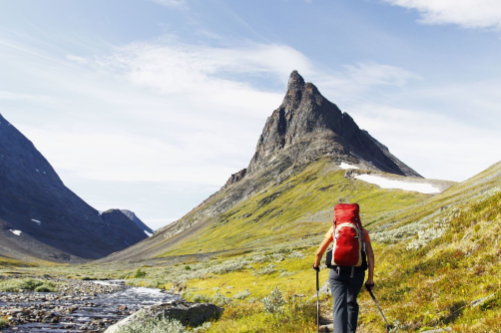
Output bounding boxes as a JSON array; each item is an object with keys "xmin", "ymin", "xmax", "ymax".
[
  {"xmin": 158, "ymin": 159, "xmax": 430, "ymax": 257},
  {"xmin": 2, "ymin": 163, "xmax": 501, "ymax": 332},
  {"xmin": 116, "ymin": 313, "xmax": 211, "ymax": 333},
  {"xmin": 0, "ymin": 317, "xmax": 8, "ymax": 329},
  {"xmin": 0, "ymin": 256, "xmax": 36, "ymax": 268},
  {"xmin": 0, "ymin": 278, "xmax": 58, "ymax": 292}
]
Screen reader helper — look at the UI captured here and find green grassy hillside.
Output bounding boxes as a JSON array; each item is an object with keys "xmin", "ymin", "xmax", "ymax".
[
  {"xmin": 102, "ymin": 157, "xmax": 436, "ymax": 262},
  {"xmin": 37, "ymin": 161, "xmax": 497, "ymax": 333},
  {"xmin": 6, "ymin": 162, "xmax": 500, "ymax": 332},
  {"xmin": 160, "ymin": 159, "xmax": 432, "ymax": 256}
]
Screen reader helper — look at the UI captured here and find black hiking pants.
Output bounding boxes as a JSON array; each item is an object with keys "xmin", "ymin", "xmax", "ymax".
[{"xmin": 329, "ymin": 268, "xmax": 365, "ymax": 333}]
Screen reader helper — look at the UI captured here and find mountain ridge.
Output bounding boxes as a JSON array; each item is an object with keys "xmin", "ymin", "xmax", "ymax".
[
  {"xmin": 103, "ymin": 71, "xmax": 432, "ymax": 262},
  {"xmin": 0, "ymin": 114, "xmax": 149, "ymax": 262}
]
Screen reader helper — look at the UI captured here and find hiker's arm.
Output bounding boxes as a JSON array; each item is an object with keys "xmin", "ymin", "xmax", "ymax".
[
  {"xmin": 314, "ymin": 236, "xmax": 331, "ymax": 269},
  {"xmin": 366, "ymin": 240, "xmax": 375, "ymax": 285}
]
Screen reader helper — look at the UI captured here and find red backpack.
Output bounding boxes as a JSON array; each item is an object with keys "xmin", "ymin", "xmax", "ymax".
[{"xmin": 327, "ymin": 203, "xmax": 367, "ymax": 274}]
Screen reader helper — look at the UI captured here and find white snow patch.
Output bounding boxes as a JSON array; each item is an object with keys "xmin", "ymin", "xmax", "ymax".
[
  {"xmin": 43, "ymin": 171, "xmax": 46, "ymax": 174},
  {"xmin": 10, "ymin": 229, "xmax": 22, "ymax": 236},
  {"xmin": 36, "ymin": 169, "xmax": 39, "ymax": 173},
  {"xmin": 355, "ymin": 175, "xmax": 441, "ymax": 194},
  {"xmin": 31, "ymin": 219, "xmax": 42, "ymax": 225},
  {"xmin": 144, "ymin": 230, "xmax": 153, "ymax": 237},
  {"xmin": 339, "ymin": 162, "xmax": 360, "ymax": 170}
]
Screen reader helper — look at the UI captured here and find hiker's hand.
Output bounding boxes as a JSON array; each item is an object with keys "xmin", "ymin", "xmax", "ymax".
[
  {"xmin": 365, "ymin": 281, "xmax": 375, "ymax": 291},
  {"xmin": 312, "ymin": 264, "xmax": 320, "ymax": 272}
]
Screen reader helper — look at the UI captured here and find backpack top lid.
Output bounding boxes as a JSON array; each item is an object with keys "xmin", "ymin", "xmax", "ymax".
[{"xmin": 334, "ymin": 203, "xmax": 360, "ymax": 224}]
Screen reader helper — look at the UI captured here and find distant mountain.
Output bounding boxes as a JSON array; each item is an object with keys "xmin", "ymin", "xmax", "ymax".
[
  {"xmin": 0, "ymin": 114, "xmax": 148, "ymax": 262},
  {"xmin": 120, "ymin": 209, "xmax": 154, "ymax": 236},
  {"xmin": 104, "ymin": 71, "xmax": 431, "ymax": 262}
]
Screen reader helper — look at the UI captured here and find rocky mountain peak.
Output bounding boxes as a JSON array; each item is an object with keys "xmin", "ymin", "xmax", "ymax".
[
  {"xmin": 226, "ymin": 71, "xmax": 421, "ymax": 186},
  {"xmin": 282, "ymin": 70, "xmax": 321, "ymax": 113}
]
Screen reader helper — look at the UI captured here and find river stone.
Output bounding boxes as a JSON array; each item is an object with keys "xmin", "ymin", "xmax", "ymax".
[{"xmin": 104, "ymin": 300, "xmax": 223, "ymax": 333}]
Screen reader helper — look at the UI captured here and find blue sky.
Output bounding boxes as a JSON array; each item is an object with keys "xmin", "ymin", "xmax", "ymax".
[{"xmin": 1, "ymin": 0, "xmax": 501, "ymax": 229}]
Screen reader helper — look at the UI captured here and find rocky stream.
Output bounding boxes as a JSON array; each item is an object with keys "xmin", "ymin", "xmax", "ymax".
[{"xmin": 0, "ymin": 276, "xmax": 180, "ymax": 332}]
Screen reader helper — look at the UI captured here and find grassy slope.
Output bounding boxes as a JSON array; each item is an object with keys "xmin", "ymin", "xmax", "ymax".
[
  {"xmin": 159, "ymin": 162, "xmax": 501, "ymax": 332},
  {"xmin": 0, "ymin": 256, "xmax": 38, "ymax": 268},
  {"xmin": 159, "ymin": 159, "xmax": 430, "ymax": 257},
  {"xmin": 7, "ymin": 162, "xmax": 501, "ymax": 332}
]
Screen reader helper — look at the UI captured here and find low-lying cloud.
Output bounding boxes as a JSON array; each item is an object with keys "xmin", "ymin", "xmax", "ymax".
[{"xmin": 382, "ymin": 0, "xmax": 501, "ymax": 30}]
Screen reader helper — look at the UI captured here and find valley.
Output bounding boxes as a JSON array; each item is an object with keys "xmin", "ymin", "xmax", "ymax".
[{"xmin": 1, "ymin": 72, "xmax": 500, "ymax": 333}]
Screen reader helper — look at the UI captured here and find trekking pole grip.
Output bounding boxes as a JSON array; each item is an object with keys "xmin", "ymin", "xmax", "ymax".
[{"xmin": 316, "ymin": 269, "xmax": 319, "ymax": 291}]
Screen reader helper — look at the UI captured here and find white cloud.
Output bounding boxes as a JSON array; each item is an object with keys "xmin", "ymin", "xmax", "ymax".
[
  {"xmin": 0, "ymin": 91, "xmax": 52, "ymax": 102},
  {"xmin": 151, "ymin": 0, "xmax": 187, "ymax": 9},
  {"xmin": 314, "ymin": 62, "xmax": 418, "ymax": 102},
  {"xmin": 382, "ymin": 0, "xmax": 501, "ymax": 30},
  {"xmin": 342, "ymin": 62, "xmax": 418, "ymax": 87},
  {"xmin": 93, "ymin": 42, "xmax": 314, "ymax": 96},
  {"xmin": 352, "ymin": 104, "xmax": 501, "ymax": 181}
]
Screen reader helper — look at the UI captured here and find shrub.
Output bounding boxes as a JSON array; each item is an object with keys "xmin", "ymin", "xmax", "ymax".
[
  {"xmin": 0, "ymin": 278, "xmax": 57, "ymax": 292},
  {"xmin": 133, "ymin": 269, "xmax": 147, "ymax": 278},
  {"xmin": 192, "ymin": 294, "xmax": 212, "ymax": 303},
  {"xmin": 233, "ymin": 290, "xmax": 251, "ymax": 300},
  {"xmin": 210, "ymin": 261, "xmax": 245, "ymax": 275},
  {"xmin": 287, "ymin": 251, "xmax": 305, "ymax": 259},
  {"xmin": 279, "ymin": 271, "xmax": 296, "ymax": 278},
  {"xmin": 254, "ymin": 264, "xmax": 277, "ymax": 276},
  {"xmin": 0, "ymin": 317, "xmax": 8, "ymax": 329},
  {"xmin": 262, "ymin": 287, "xmax": 285, "ymax": 314},
  {"xmin": 211, "ymin": 293, "xmax": 233, "ymax": 306},
  {"xmin": 34, "ymin": 284, "xmax": 56, "ymax": 292}
]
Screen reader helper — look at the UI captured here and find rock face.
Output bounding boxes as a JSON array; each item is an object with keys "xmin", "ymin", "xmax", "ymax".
[
  {"xmin": 224, "ymin": 168, "xmax": 247, "ymax": 187},
  {"xmin": 0, "ymin": 114, "xmax": 148, "ymax": 262},
  {"xmin": 230, "ymin": 71, "xmax": 420, "ymax": 185},
  {"xmin": 104, "ymin": 301, "xmax": 223, "ymax": 333},
  {"xmin": 120, "ymin": 209, "xmax": 154, "ymax": 236}
]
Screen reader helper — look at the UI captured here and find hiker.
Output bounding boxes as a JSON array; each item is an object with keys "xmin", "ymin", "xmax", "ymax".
[{"xmin": 313, "ymin": 203, "xmax": 374, "ymax": 333}]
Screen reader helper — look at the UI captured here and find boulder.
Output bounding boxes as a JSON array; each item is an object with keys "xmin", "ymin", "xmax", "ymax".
[{"xmin": 104, "ymin": 300, "xmax": 223, "ymax": 333}]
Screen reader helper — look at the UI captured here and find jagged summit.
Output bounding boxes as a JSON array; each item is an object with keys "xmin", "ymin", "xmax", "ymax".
[{"xmin": 227, "ymin": 71, "xmax": 420, "ymax": 185}]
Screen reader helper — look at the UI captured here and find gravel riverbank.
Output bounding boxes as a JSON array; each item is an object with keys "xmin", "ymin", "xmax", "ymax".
[{"xmin": 0, "ymin": 275, "xmax": 179, "ymax": 332}]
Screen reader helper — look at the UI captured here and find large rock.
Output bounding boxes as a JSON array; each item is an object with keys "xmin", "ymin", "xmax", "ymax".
[{"xmin": 104, "ymin": 300, "xmax": 223, "ymax": 333}]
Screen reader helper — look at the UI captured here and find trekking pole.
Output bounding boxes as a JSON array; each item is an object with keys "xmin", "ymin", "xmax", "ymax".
[
  {"xmin": 316, "ymin": 269, "xmax": 320, "ymax": 333},
  {"xmin": 366, "ymin": 286, "xmax": 392, "ymax": 332}
]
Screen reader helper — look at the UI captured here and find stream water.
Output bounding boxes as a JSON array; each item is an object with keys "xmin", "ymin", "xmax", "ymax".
[{"xmin": 0, "ymin": 280, "xmax": 180, "ymax": 333}]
